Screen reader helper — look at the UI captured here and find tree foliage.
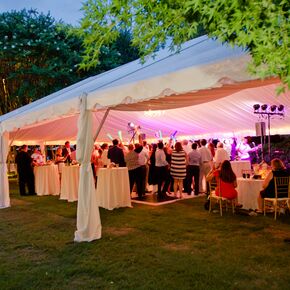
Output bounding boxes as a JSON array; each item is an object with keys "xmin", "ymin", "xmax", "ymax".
[
  {"xmin": 79, "ymin": 0, "xmax": 289, "ymax": 90},
  {"xmin": 0, "ymin": 9, "xmax": 139, "ymax": 114}
]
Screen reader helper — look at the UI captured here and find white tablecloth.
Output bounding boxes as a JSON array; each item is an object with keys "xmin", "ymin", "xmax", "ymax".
[
  {"xmin": 237, "ymin": 177, "xmax": 264, "ymax": 210},
  {"xmin": 96, "ymin": 167, "xmax": 131, "ymax": 210},
  {"xmin": 60, "ymin": 165, "xmax": 80, "ymax": 202},
  {"xmin": 231, "ymin": 161, "xmax": 251, "ymax": 178},
  {"xmin": 34, "ymin": 165, "xmax": 60, "ymax": 196}
]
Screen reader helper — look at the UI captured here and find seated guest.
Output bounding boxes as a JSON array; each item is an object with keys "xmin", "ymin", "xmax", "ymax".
[
  {"xmin": 257, "ymin": 158, "xmax": 289, "ymax": 212},
  {"xmin": 214, "ymin": 142, "xmax": 230, "ymax": 168},
  {"xmin": 213, "ymin": 160, "xmax": 238, "ymax": 199},
  {"xmin": 107, "ymin": 139, "xmax": 126, "ymax": 167}
]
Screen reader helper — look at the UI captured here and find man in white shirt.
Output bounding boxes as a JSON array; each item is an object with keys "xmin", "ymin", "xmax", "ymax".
[
  {"xmin": 198, "ymin": 139, "xmax": 212, "ymax": 193},
  {"xmin": 182, "ymin": 139, "xmax": 192, "ymax": 155},
  {"xmin": 139, "ymin": 141, "xmax": 150, "ymax": 192},
  {"xmin": 214, "ymin": 142, "xmax": 230, "ymax": 168},
  {"xmin": 236, "ymin": 137, "xmax": 251, "ymax": 160}
]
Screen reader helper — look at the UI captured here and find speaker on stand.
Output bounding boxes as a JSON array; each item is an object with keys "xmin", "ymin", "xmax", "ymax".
[{"xmin": 255, "ymin": 122, "xmax": 265, "ymax": 161}]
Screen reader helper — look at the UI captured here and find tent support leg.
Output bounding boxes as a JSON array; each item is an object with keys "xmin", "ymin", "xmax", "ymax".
[{"xmin": 93, "ymin": 109, "xmax": 110, "ymax": 142}]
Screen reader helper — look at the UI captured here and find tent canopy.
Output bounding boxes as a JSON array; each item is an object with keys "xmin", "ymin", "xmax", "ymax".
[{"xmin": 0, "ymin": 35, "xmax": 288, "ymax": 144}]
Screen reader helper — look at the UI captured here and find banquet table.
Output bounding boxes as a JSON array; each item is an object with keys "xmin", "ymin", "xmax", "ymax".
[
  {"xmin": 230, "ymin": 161, "xmax": 251, "ymax": 178},
  {"xmin": 34, "ymin": 164, "xmax": 60, "ymax": 196},
  {"xmin": 96, "ymin": 167, "xmax": 131, "ymax": 210},
  {"xmin": 237, "ymin": 177, "xmax": 264, "ymax": 210},
  {"xmin": 60, "ymin": 165, "xmax": 80, "ymax": 202}
]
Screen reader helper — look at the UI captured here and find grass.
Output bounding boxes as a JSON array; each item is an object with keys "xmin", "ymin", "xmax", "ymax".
[{"xmin": 1, "ymin": 180, "xmax": 290, "ymax": 290}]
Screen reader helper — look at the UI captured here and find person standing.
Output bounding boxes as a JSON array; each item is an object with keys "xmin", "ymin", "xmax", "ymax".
[
  {"xmin": 236, "ymin": 137, "xmax": 251, "ymax": 161},
  {"xmin": 62, "ymin": 141, "xmax": 73, "ymax": 163},
  {"xmin": 15, "ymin": 145, "xmax": 35, "ymax": 196},
  {"xmin": 100, "ymin": 143, "xmax": 109, "ymax": 167},
  {"xmin": 125, "ymin": 144, "xmax": 144, "ymax": 199},
  {"xmin": 107, "ymin": 139, "xmax": 126, "ymax": 167},
  {"xmin": 170, "ymin": 142, "xmax": 187, "ymax": 198},
  {"xmin": 185, "ymin": 143, "xmax": 201, "ymax": 196},
  {"xmin": 214, "ymin": 142, "xmax": 230, "ymax": 168},
  {"xmin": 155, "ymin": 142, "xmax": 170, "ymax": 199},
  {"xmin": 198, "ymin": 139, "xmax": 213, "ymax": 194}
]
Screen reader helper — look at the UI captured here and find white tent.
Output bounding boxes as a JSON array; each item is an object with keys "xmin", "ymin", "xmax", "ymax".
[{"xmin": 0, "ymin": 35, "xmax": 289, "ymax": 241}]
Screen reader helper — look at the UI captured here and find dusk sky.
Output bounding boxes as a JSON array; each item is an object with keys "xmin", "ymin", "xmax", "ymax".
[{"xmin": 0, "ymin": 0, "xmax": 84, "ymax": 25}]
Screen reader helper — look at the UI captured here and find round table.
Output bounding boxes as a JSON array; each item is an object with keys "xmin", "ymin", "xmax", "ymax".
[
  {"xmin": 237, "ymin": 177, "xmax": 264, "ymax": 210},
  {"xmin": 34, "ymin": 164, "xmax": 60, "ymax": 196},
  {"xmin": 60, "ymin": 165, "xmax": 80, "ymax": 202},
  {"xmin": 96, "ymin": 167, "xmax": 131, "ymax": 210}
]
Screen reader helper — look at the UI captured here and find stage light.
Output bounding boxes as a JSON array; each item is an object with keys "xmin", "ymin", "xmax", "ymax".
[
  {"xmin": 261, "ymin": 104, "xmax": 268, "ymax": 111},
  {"xmin": 128, "ymin": 122, "xmax": 135, "ymax": 129},
  {"xmin": 253, "ymin": 104, "xmax": 260, "ymax": 111},
  {"xmin": 270, "ymin": 105, "xmax": 277, "ymax": 112},
  {"xmin": 277, "ymin": 104, "xmax": 284, "ymax": 112}
]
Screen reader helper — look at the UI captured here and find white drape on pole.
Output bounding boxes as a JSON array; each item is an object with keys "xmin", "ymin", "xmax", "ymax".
[
  {"xmin": 0, "ymin": 131, "xmax": 10, "ymax": 208},
  {"xmin": 74, "ymin": 94, "xmax": 102, "ymax": 242}
]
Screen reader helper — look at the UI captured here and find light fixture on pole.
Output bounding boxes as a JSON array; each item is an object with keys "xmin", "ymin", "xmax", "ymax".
[{"xmin": 253, "ymin": 103, "xmax": 285, "ymax": 159}]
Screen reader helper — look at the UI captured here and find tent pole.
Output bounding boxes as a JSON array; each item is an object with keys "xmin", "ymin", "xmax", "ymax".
[{"xmin": 93, "ymin": 108, "xmax": 110, "ymax": 142}]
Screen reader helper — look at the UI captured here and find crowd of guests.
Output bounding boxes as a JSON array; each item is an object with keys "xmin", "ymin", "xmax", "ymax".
[
  {"xmin": 14, "ymin": 137, "xmax": 289, "ymax": 213},
  {"xmin": 89, "ymin": 138, "xmax": 236, "ymax": 200},
  {"xmin": 14, "ymin": 142, "xmax": 75, "ymax": 196}
]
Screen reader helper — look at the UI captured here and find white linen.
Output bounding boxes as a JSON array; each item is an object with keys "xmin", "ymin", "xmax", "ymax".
[
  {"xmin": 0, "ymin": 131, "xmax": 10, "ymax": 208},
  {"xmin": 237, "ymin": 177, "xmax": 264, "ymax": 210},
  {"xmin": 230, "ymin": 161, "xmax": 251, "ymax": 178},
  {"xmin": 96, "ymin": 167, "xmax": 131, "ymax": 210},
  {"xmin": 60, "ymin": 165, "xmax": 80, "ymax": 202},
  {"xmin": 34, "ymin": 165, "xmax": 60, "ymax": 196},
  {"xmin": 74, "ymin": 95, "xmax": 101, "ymax": 242}
]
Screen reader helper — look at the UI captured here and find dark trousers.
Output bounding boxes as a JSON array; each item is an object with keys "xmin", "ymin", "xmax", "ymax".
[
  {"xmin": 156, "ymin": 166, "xmax": 170, "ymax": 196},
  {"xmin": 185, "ymin": 165, "xmax": 200, "ymax": 195},
  {"xmin": 129, "ymin": 167, "xmax": 144, "ymax": 198},
  {"xmin": 18, "ymin": 170, "xmax": 35, "ymax": 195},
  {"xmin": 139, "ymin": 165, "xmax": 146, "ymax": 196}
]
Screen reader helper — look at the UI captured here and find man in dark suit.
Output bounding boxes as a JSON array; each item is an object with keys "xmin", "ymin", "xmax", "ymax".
[
  {"xmin": 107, "ymin": 139, "xmax": 126, "ymax": 167},
  {"xmin": 62, "ymin": 141, "xmax": 74, "ymax": 163},
  {"xmin": 15, "ymin": 145, "xmax": 35, "ymax": 196}
]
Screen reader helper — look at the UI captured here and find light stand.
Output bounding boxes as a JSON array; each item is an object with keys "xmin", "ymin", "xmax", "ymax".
[
  {"xmin": 253, "ymin": 104, "xmax": 285, "ymax": 160},
  {"xmin": 127, "ymin": 122, "xmax": 141, "ymax": 144}
]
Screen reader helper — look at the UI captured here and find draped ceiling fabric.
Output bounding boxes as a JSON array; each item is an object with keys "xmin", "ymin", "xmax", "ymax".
[{"xmin": 0, "ymin": 35, "xmax": 288, "ymax": 215}]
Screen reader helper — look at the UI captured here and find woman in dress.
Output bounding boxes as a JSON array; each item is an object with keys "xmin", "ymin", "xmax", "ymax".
[
  {"xmin": 213, "ymin": 160, "xmax": 237, "ymax": 199},
  {"xmin": 55, "ymin": 147, "xmax": 66, "ymax": 179},
  {"xmin": 170, "ymin": 142, "xmax": 187, "ymax": 198},
  {"xmin": 257, "ymin": 158, "xmax": 289, "ymax": 212}
]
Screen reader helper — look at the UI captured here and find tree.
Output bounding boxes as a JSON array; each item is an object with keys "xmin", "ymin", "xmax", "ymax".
[
  {"xmin": 79, "ymin": 0, "xmax": 289, "ymax": 91},
  {"xmin": 0, "ymin": 9, "xmax": 139, "ymax": 114}
]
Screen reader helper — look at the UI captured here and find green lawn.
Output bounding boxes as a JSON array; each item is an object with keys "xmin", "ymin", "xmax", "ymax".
[{"xmin": 1, "ymin": 179, "xmax": 290, "ymax": 290}]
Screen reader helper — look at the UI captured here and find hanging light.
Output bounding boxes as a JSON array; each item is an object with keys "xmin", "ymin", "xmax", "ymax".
[
  {"xmin": 277, "ymin": 104, "xmax": 284, "ymax": 112},
  {"xmin": 261, "ymin": 104, "xmax": 268, "ymax": 111},
  {"xmin": 270, "ymin": 105, "xmax": 277, "ymax": 112},
  {"xmin": 253, "ymin": 104, "xmax": 260, "ymax": 111}
]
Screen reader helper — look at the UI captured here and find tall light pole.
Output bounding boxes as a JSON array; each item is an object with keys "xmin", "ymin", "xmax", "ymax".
[{"xmin": 253, "ymin": 104, "xmax": 285, "ymax": 159}]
